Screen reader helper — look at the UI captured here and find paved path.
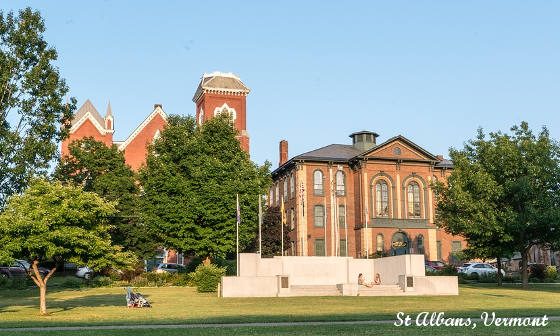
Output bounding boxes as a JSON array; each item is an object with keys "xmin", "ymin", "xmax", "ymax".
[{"xmin": 1, "ymin": 316, "xmax": 559, "ymax": 332}]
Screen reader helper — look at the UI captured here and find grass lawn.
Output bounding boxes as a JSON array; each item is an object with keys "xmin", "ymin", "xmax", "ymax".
[{"xmin": 1, "ymin": 284, "xmax": 559, "ymax": 334}]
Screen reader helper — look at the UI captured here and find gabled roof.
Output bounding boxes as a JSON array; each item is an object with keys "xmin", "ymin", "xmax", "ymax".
[
  {"xmin": 72, "ymin": 99, "xmax": 105, "ymax": 128},
  {"xmin": 192, "ymin": 72, "xmax": 250, "ymax": 102},
  {"xmin": 294, "ymin": 144, "xmax": 362, "ymax": 161},
  {"xmin": 117, "ymin": 105, "xmax": 168, "ymax": 150},
  {"xmin": 359, "ymin": 135, "xmax": 440, "ymax": 161}
]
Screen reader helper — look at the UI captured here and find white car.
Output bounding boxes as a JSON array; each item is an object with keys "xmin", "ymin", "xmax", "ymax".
[
  {"xmin": 458, "ymin": 262, "xmax": 505, "ymax": 277},
  {"xmin": 75, "ymin": 266, "xmax": 93, "ymax": 279}
]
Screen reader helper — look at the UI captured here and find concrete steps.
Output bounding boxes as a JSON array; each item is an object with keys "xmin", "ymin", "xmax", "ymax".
[
  {"xmin": 358, "ymin": 284, "xmax": 403, "ymax": 296},
  {"xmin": 289, "ymin": 285, "xmax": 342, "ymax": 296}
]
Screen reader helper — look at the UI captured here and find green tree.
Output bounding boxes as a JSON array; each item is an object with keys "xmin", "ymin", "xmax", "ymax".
[
  {"xmin": 0, "ymin": 8, "xmax": 76, "ymax": 205},
  {"xmin": 54, "ymin": 137, "xmax": 158, "ymax": 259},
  {"xmin": 139, "ymin": 114, "xmax": 271, "ymax": 259},
  {"xmin": 257, "ymin": 206, "xmax": 292, "ymax": 257},
  {"xmin": 0, "ymin": 179, "xmax": 132, "ymax": 314},
  {"xmin": 434, "ymin": 122, "xmax": 560, "ymax": 289}
]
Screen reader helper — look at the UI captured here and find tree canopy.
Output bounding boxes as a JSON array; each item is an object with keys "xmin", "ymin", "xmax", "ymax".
[
  {"xmin": 0, "ymin": 179, "xmax": 132, "ymax": 314},
  {"xmin": 0, "ymin": 8, "xmax": 76, "ymax": 205},
  {"xmin": 434, "ymin": 122, "xmax": 560, "ymax": 289},
  {"xmin": 55, "ymin": 137, "xmax": 158, "ymax": 259},
  {"xmin": 138, "ymin": 114, "xmax": 271, "ymax": 258}
]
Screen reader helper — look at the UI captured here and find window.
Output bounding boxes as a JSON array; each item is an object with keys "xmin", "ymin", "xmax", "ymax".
[
  {"xmin": 313, "ymin": 170, "xmax": 324, "ymax": 196},
  {"xmin": 269, "ymin": 188, "xmax": 273, "ymax": 206},
  {"xmin": 275, "ymin": 183, "xmax": 279, "ymax": 205},
  {"xmin": 340, "ymin": 239, "xmax": 347, "ymax": 257},
  {"xmin": 376, "ymin": 233, "xmax": 384, "ymax": 252},
  {"xmin": 338, "ymin": 205, "xmax": 346, "ymax": 228},
  {"xmin": 314, "ymin": 239, "xmax": 325, "ymax": 256},
  {"xmin": 290, "ymin": 173, "xmax": 295, "ymax": 199},
  {"xmin": 177, "ymin": 253, "xmax": 184, "ymax": 265},
  {"xmin": 335, "ymin": 170, "xmax": 345, "ymax": 196},
  {"xmin": 314, "ymin": 205, "xmax": 325, "ymax": 227},
  {"xmin": 393, "ymin": 147, "xmax": 401, "ymax": 155},
  {"xmin": 437, "ymin": 241, "xmax": 442, "ymax": 261},
  {"xmin": 375, "ymin": 180, "xmax": 389, "ymax": 217},
  {"xmin": 451, "ymin": 241, "xmax": 462, "ymax": 262},
  {"xmin": 407, "ymin": 181, "xmax": 421, "ymax": 218},
  {"xmin": 291, "ymin": 241, "xmax": 296, "ymax": 256},
  {"xmin": 290, "ymin": 208, "xmax": 295, "ymax": 230},
  {"xmin": 283, "ymin": 178, "xmax": 288, "ymax": 200},
  {"xmin": 416, "ymin": 235, "xmax": 425, "ymax": 255}
]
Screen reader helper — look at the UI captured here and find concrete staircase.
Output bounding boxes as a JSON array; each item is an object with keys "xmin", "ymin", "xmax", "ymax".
[
  {"xmin": 357, "ymin": 284, "xmax": 403, "ymax": 296},
  {"xmin": 289, "ymin": 285, "xmax": 342, "ymax": 296}
]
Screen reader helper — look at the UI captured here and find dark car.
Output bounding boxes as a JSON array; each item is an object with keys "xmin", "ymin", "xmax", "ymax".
[{"xmin": 1, "ymin": 260, "xmax": 49, "ymax": 278}]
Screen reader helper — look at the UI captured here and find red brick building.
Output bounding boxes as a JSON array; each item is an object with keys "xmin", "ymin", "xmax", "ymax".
[
  {"xmin": 61, "ymin": 71, "xmax": 251, "ymax": 265},
  {"xmin": 270, "ymin": 131, "xmax": 465, "ymax": 264}
]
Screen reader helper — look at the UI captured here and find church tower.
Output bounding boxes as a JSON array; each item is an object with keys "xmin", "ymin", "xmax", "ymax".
[{"xmin": 192, "ymin": 72, "xmax": 250, "ymax": 153}]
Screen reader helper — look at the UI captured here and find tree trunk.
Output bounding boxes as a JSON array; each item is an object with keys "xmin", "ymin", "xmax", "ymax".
[
  {"xmin": 31, "ymin": 260, "xmax": 57, "ymax": 315},
  {"xmin": 496, "ymin": 256, "xmax": 503, "ymax": 287},
  {"xmin": 521, "ymin": 249, "xmax": 529, "ymax": 290},
  {"xmin": 39, "ymin": 284, "xmax": 47, "ymax": 315}
]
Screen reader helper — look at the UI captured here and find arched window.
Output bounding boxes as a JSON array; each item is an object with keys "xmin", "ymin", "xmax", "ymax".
[
  {"xmin": 313, "ymin": 170, "xmax": 324, "ymax": 196},
  {"xmin": 275, "ymin": 183, "xmax": 279, "ymax": 205},
  {"xmin": 407, "ymin": 181, "xmax": 421, "ymax": 218},
  {"xmin": 375, "ymin": 180, "xmax": 389, "ymax": 217},
  {"xmin": 314, "ymin": 205, "xmax": 325, "ymax": 227},
  {"xmin": 376, "ymin": 233, "xmax": 384, "ymax": 252},
  {"xmin": 283, "ymin": 178, "xmax": 288, "ymax": 200},
  {"xmin": 335, "ymin": 170, "xmax": 345, "ymax": 196},
  {"xmin": 290, "ymin": 173, "xmax": 295, "ymax": 199},
  {"xmin": 416, "ymin": 234, "xmax": 425, "ymax": 254}
]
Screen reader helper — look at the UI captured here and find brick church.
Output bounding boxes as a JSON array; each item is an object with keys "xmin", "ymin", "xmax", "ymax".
[{"xmin": 61, "ymin": 71, "xmax": 251, "ymax": 265}]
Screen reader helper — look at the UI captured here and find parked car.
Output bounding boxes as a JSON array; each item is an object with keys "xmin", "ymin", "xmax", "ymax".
[
  {"xmin": 458, "ymin": 262, "xmax": 505, "ymax": 277},
  {"xmin": 425, "ymin": 265, "xmax": 438, "ymax": 272},
  {"xmin": 75, "ymin": 266, "xmax": 93, "ymax": 280},
  {"xmin": 154, "ymin": 263, "xmax": 183, "ymax": 274},
  {"xmin": 425, "ymin": 261, "xmax": 445, "ymax": 270},
  {"xmin": 13, "ymin": 260, "xmax": 50, "ymax": 277},
  {"xmin": 1, "ymin": 260, "xmax": 49, "ymax": 278}
]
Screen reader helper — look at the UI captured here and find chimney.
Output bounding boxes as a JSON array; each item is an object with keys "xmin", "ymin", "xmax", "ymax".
[
  {"xmin": 437, "ymin": 155, "xmax": 444, "ymax": 160},
  {"xmin": 154, "ymin": 104, "xmax": 162, "ymax": 109},
  {"xmin": 279, "ymin": 140, "xmax": 289, "ymax": 167}
]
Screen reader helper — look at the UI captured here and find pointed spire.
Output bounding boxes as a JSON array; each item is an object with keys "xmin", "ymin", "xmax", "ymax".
[{"xmin": 105, "ymin": 99, "xmax": 112, "ymax": 118}]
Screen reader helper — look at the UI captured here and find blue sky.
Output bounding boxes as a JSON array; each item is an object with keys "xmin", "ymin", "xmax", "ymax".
[{"xmin": 4, "ymin": 1, "xmax": 560, "ymax": 167}]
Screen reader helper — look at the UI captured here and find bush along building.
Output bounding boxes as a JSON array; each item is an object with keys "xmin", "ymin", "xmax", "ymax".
[
  {"xmin": 60, "ymin": 72, "xmax": 251, "ymax": 266},
  {"xmin": 270, "ymin": 131, "xmax": 465, "ymax": 263}
]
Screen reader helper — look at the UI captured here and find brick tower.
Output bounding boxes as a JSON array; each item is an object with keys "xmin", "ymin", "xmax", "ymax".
[{"xmin": 192, "ymin": 72, "xmax": 250, "ymax": 153}]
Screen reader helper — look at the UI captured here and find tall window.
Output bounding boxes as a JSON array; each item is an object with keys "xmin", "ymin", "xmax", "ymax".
[
  {"xmin": 340, "ymin": 239, "xmax": 347, "ymax": 256},
  {"xmin": 375, "ymin": 180, "xmax": 389, "ymax": 217},
  {"xmin": 313, "ymin": 170, "xmax": 324, "ymax": 196},
  {"xmin": 407, "ymin": 181, "xmax": 421, "ymax": 218},
  {"xmin": 269, "ymin": 188, "xmax": 273, "ymax": 206},
  {"xmin": 338, "ymin": 205, "xmax": 346, "ymax": 228},
  {"xmin": 335, "ymin": 171, "xmax": 345, "ymax": 196},
  {"xmin": 314, "ymin": 205, "xmax": 325, "ymax": 227},
  {"xmin": 290, "ymin": 208, "xmax": 295, "ymax": 230},
  {"xmin": 376, "ymin": 233, "xmax": 384, "ymax": 252},
  {"xmin": 314, "ymin": 239, "xmax": 325, "ymax": 256},
  {"xmin": 416, "ymin": 235, "xmax": 425, "ymax": 254},
  {"xmin": 283, "ymin": 178, "xmax": 288, "ymax": 200},
  {"xmin": 275, "ymin": 183, "xmax": 279, "ymax": 205},
  {"xmin": 451, "ymin": 241, "xmax": 462, "ymax": 263},
  {"xmin": 290, "ymin": 173, "xmax": 295, "ymax": 199}
]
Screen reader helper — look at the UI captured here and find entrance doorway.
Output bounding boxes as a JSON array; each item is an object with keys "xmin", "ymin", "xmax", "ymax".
[{"xmin": 391, "ymin": 231, "xmax": 409, "ymax": 256}]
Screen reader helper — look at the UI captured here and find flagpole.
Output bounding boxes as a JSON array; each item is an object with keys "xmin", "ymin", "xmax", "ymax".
[
  {"xmin": 365, "ymin": 205, "xmax": 369, "ymax": 259},
  {"xmin": 344, "ymin": 198, "xmax": 348, "ymax": 257},
  {"xmin": 236, "ymin": 194, "xmax": 239, "ymax": 276},
  {"xmin": 258, "ymin": 194, "xmax": 262, "ymax": 255},
  {"xmin": 281, "ymin": 196, "xmax": 284, "ymax": 256}
]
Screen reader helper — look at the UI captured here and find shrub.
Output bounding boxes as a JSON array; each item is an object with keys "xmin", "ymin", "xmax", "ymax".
[
  {"xmin": 189, "ymin": 264, "xmax": 226, "ymax": 292},
  {"xmin": 440, "ymin": 265, "xmax": 458, "ymax": 276},
  {"xmin": 185, "ymin": 256, "xmax": 204, "ymax": 273},
  {"xmin": 0, "ymin": 277, "xmax": 31, "ymax": 289},
  {"xmin": 213, "ymin": 258, "xmax": 237, "ymax": 276},
  {"xmin": 530, "ymin": 264, "xmax": 546, "ymax": 280},
  {"xmin": 130, "ymin": 277, "xmax": 149, "ymax": 287},
  {"xmin": 91, "ymin": 276, "xmax": 112, "ymax": 287},
  {"xmin": 170, "ymin": 273, "xmax": 190, "ymax": 286},
  {"xmin": 62, "ymin": 277, "xmax": 83, "ymax": 288},
  {"xmin": 121, "ymin": 265, "xmax": 145, "ymax": 282},
  {"xmin": 544, "ymin": 266, "xmax": 557, "ymax": 280},
  {"xmin": 529, "ymin": 277, "xmax": 542, "ymax": 283},
  {"xmin": 477, "ymin": 273, "xmax": 497, "ymax": 283}
]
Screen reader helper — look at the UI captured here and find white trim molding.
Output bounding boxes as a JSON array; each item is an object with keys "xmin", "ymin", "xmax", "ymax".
[
  {"xmin": 214, "ymin": 103, "xmax": 236, "ymax": 121},
  {"xmin": 118, "ymin": 106, "xmax": 168, "ymax": 151},
  {"xmin": 70, "ymin": 112, "xmax": 111, "ymax": 135}
]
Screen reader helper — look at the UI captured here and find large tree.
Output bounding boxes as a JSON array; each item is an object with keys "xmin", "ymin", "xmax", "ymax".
[
  {"xmin": 55, "ymin": 137, "xmax": 158, "ymax": 259},
  {"xmin": 139, "ymin": 114, "xmax": 271, "ymax": 258},
  {"xmin": 0, "ymin": 179, "xmax": 132, "ymax": 314},
  {"xmin": 0, "ymin": 8, "xmax": 76, "ymax": 205},
  {"xmin": 255, "ymin": 206, "xmax": 291, "ymax": 257},
  {"xmin": 434, "ymin": 122, "xmax": 560, "ymax": 289}
]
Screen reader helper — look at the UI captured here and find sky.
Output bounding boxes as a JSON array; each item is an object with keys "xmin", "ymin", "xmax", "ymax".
[{"xmin": 3, "ymin": 1, "xmax": 560, "ymax": 167}]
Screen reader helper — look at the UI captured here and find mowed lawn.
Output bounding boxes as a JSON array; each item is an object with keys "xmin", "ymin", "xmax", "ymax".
[{"xmin": 1, "ymin": 284, "xmax": 559, "ymax": 333}]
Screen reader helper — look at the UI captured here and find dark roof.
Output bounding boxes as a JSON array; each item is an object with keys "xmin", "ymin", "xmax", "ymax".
[
  {"xmin": 192, "ymin": 72, "xmax": 250, "ymax": 102},
  {"xmin": 435, "ymin": 159, "xmax": 453, "ymax": 168},
  {"xmin": 349, "ymin": 130, "xmax": 379, "ymax": 138},
  {"xmin": 72, "ymin": 99, "xmax": 105, "ymax": 128},
  {"xmin": 293, "ymin": 144, "xmax": 362, "ymax": 161}
]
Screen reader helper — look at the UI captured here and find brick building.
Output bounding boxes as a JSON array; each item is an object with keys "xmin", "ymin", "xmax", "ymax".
[
  {"xmin": 61, "ymin": 71, "xmax": 250, "ymax": 265},
  {"xmin": 270, "ymin": 131, "xmax": 465, "ymax": 263}
]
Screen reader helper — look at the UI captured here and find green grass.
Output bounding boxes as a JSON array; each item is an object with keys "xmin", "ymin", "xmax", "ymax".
[{"xmin": 0, "ymin": 284, "xmax": 559, "ymax": 330}]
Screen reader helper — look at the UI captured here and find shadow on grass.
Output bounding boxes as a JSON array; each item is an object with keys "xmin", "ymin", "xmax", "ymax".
[{"xmin": 462, "ymin": 283, "xmax": 560, "ymax": 294}]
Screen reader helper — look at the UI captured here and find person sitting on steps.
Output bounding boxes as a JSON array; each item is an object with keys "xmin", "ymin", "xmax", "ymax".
[{"xmin": 358, "ymin": 273, "xmax": 380, "ymax": 287}]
